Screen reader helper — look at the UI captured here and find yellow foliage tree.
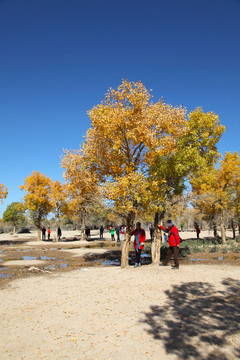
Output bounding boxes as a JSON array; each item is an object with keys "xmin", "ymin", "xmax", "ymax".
[
  {"xmin": 149, "ymin": 107, "xmax": 225, "ymax": 262},
  {"xmin": 84, "ymin": 80, "xmax": 188, "ymax": 267},
  {"xmin": 0, "ymin": 183, "xmax": 8, "ymax": 203},
  {"xmin": 191, "ymin": 152, "xmax": 240, "ymax": 243},
  {"xmin": 61, "ymin": 149, "xmax": 101, "ymax": 240},
  {"xmin": 20, "ymin": 171, "xmax": 53, "ymax": 240}
]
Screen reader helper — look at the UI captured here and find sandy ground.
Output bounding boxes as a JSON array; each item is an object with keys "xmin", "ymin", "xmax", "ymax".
[
  {"xmin": 1, "ymin": 229, "xmax": 240, "ymax": 360},
  {"xmin": 0, "ymin": 264, "xmax": 240, "ymax": 360}
]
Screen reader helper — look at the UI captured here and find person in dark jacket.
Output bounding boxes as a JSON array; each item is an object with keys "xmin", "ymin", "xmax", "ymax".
[
  {"xmin": 159, "ymin": 220, "xmax": 180, "ymax": 269},
  {"xmin": 42, "ymin": 226, "xmax": 46, "ymax": 241},
  {"xmin": 57, "ymin": 227, "xmax": 62, "ymax": 241},
  {"xmin": 131, "ymin": 222, "xmax": 146, "ymax": 268}
]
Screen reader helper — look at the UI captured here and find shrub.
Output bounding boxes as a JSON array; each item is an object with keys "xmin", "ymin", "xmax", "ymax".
[{"xmin": 210, "ymin": 245, "xmax": 219, "ymax": 253}]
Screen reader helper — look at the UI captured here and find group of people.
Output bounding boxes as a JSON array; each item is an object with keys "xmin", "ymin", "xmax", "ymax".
[
  {"xmin": 99, "ymin": 225, "xmax": 126, "ymax": 241},
  {"xmin": 131, "ymin": 220, "xmax": 181, "ymax": 269},
  {"xmin": 41, "ymin": 226, "xmax": 62, "ymax": 241}
]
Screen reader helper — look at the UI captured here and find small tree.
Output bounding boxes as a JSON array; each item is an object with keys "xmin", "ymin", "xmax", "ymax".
[
  {"xmin": 3, "ymin": 202, "xmax": 26, "ymax": 233},
  {"xmin": 20, "ymin": 171, "xmax": 53, "ymax": 240}
]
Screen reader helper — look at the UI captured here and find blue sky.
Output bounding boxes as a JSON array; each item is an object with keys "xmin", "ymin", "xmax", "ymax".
[{"xmin": 0, "ymin": 0, "xmax": 240, "ymax": 216}]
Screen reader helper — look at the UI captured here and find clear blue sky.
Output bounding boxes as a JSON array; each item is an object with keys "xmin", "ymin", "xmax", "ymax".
[{"xmin": 0, "ymin": 0, "xmax": 240, "ymax": 216}]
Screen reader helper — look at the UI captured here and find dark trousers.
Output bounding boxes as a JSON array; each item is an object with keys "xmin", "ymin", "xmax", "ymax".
[
  {"xmin": 135, "ymin": 249, "xmax": 142, "ymax": 264},
  {"xmin": 163, "ymin": 246, "xmax": 179, "ymax": 267}
]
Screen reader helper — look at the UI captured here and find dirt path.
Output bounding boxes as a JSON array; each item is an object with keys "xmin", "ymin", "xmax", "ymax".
[{"xmin": 1, "ymin": 264, "xmax": 240, "ymax": 360}]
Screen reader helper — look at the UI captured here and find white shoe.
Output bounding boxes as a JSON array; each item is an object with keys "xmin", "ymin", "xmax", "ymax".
[{"xmin": 134, "ymin": 263, "xmax": 138, "ymax": 268}]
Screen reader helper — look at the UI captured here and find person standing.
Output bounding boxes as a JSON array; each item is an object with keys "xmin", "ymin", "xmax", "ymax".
[
  {"xmin": 57, "ymin": 227, "xmax": 62, "ymax": 241},
  {"xmin": 131, "ymin": 222, "xmax": 146, "ymax": 268},
  {"xmin": 47, "ymin": 227, "xmax": 51, "ymax": 241},
  {"xmin": 120, "ymin": 225, "xmax": 125, "ymax": 241},
  {"xmin": 42, "ymin": 226, "xmax": 46, "ymax": 241},
  {"xmin": 100, "ymin": 225, "xmax": 104, "ymax": 239},
  {"xmin": 110, "ymin": 226, "xmax": 115, "ymax": 241},
  {"xmin": 159, "ymin": 220, "xmax": 180, "ymax": 269},
  {"xmin": 196, "ymin": 225, "xmax": 200, "ymax": 239},
  {"xmin": 115, "ymin": 226, "xmax": 120, "ymax": 242}
]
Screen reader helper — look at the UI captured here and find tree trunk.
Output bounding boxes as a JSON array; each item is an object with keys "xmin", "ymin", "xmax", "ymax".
[
  {"xmin": 220, "ymin": 219, "xmax": 226, "ymax": 244},
  {"xmin": 121, "ymin": 211, "xmax": 135, "ymax": 268},
  {"xmin": 231, "ymin": 220, "xmax": 235, "ymax": 240},
  {"xmin": 37, "ymin": 228, "xmax": 41, "ymax": 241},
  {"xmin": 13, "ymin": 225, "xmax": 16, "ymax": 234},
  {"xmin": 151, "ymin": 211, "xmax": 163, "ymax": 264}
]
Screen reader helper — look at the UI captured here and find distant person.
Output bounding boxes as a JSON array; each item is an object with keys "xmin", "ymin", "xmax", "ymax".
[
  {"xmin": 196, "ymin": 225, "xmax": 200, "ymax": 239},
  {"xmin": 120, "ymin": 226, "xmax": 125, "ymax": 241},
  {"xmin": 180, "ymin": 223, "xmax": 184, "ymax": 232},
  {"xmin": 85, "ymin": 227, "xmax": 90, "ymax": 240},
  {"xmin": 109, "ymin": 226, "xmax": 115, "ymax": 241},
  {"xmin": 57, "ymin": 227, "xmax": 62, "ymax": 241},
  {"xmin": 100, "ymin": 225, "xmax": 104, "ymax": 239},
  {"xmin": 115, "ymin": 226, "xmax": 120, "ymax": 242},
  {"xmin": 131, "ymin": 222, "xmax": 146, "ymax": 268},
  {"xmin": 42, "ymin": 226, "xmax": 46, "ymax": 241},
  {"xmin": 47, "ymin": 227, "xmax": 51, "ymax": 240},
  {"xmin": 149, "ymin": 224, "xmax": 154, "ymax": 241},
  {"xmin": 159, "ymin": 220, "xmax": 180, "ymax": 269}
]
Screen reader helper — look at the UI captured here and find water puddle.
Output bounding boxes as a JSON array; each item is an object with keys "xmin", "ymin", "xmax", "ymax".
[
  {"xmin": 0, "ymin": 274, "xmax": 12, "ymax": 277},
  {"xmin": 22, "ymin": 256, "xmax": 37, "ymax": 260},
  {"xmin": 44, "ymin": 263, "xmax": 68, "ymax": 270},
  {"xmin": 189, "ymin": 258, "xmax": 205, "ymax": 261},
  {"xmin": 40, "ymin": 256, "xmax": 56, "ymax": 260},
  {"xmin": 101, "ymin": 259, "xmax": 121, "ymax": 266},
  {"xmin": 60, "ymin": 263, "xmax": 68, "ymax": 268}
]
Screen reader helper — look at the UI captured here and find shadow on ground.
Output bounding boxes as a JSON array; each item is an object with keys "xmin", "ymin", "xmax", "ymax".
[{"xmin": 141, "ymin": 278, "xmax": 240, "ymax": 360}]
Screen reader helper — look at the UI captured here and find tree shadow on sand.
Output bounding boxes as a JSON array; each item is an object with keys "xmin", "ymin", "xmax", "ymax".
[{"xmin": 141, "ymin": 278, "xmax": 240, "ymax": 359}]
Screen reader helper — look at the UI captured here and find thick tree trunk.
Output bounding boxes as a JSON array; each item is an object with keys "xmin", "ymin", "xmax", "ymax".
[
  {"xmin": 121, "ymin": 211, "xmax": 135, "ymax": 268},
  {"xmin": 213, "ymin": 221, "xmax": 218, "ymax": 239},
  {"xmin": 220, "ymin": 220, "xmax": 226, "ymax": 244},
  {"xmin": 37, "ymin": 228, "xmax": 41, "ymax": 241},
  {"xmin": 151, "ymin": 211, "xmax": 161, "ymax": 264},
  {"xmin": 151, "ymin": 211, "xmax": 163, "ymax": 264}
]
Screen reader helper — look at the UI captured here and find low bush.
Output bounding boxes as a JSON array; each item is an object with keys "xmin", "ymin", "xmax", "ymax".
[{"xmin": 210, "ymin": 245, "xmax": 220, "ymax": 253}]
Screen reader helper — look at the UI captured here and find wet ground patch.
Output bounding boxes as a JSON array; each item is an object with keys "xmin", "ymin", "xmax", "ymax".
[{"xmin": 1, "ymin": 237, "xmax": 240, "ymax": 288}]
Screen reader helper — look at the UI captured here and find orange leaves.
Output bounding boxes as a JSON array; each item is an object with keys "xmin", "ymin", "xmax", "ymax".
[{"xmin": 0, "ymin": 183, "xmax": 8, "ymax": 202}]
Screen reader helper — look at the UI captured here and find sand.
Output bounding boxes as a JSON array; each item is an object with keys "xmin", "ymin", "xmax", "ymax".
[
  {"xmin": 1, "ymin": 229, "xmax": 240, "ymax": 359},
  {"xmin": 1, "ymin": 263, "xmax": 240, "ymax": 360}
]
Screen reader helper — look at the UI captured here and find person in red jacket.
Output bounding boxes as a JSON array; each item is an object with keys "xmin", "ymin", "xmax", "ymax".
[
  {"xmin": 159, "ymin": 220, "xmax": 180, "ymax": 269},
  {"xmin": 131, "ymin": 222, "xmax": 146, "ymax": 268}
]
